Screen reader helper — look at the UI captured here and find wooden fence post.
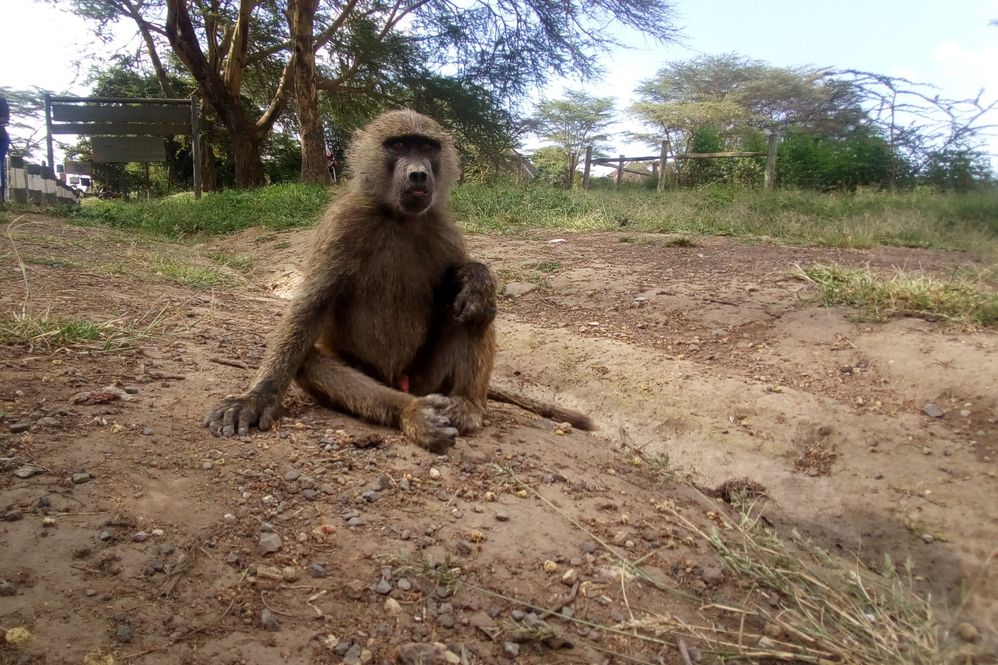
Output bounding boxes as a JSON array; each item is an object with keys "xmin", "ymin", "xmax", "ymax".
[
  {"xmin": 615, "ymin": 154, "xmax": 624, "ymax": 188},
  {"xmin": 191, "ymin": 95, "xmax": 202, "ymax": 199},
  {"xmin": 582, "ymin": 146, "xmax": 592, "ymax": 188},
  {"xmin": 44, "ymin": 93, "xmax": 55, "ymax": 178},
  {"xmin": 657, "ymin": 140, "xmax": 669, "ymax": 192},
  {"xmin": 765, "ymin": 133, "xmax": 778, "ymax": 190}
]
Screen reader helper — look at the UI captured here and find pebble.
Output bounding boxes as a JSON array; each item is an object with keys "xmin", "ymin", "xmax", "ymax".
[
  {"xmin": 345, "ymin": 580, "xmax": 366, "ymax": 599},
  {"xmin": 302, "ymin": 488, "xmax": 319, "ymax": 500},
  {"xmin": 362, "ymin": 490, "xmax": 380, "ymax": 503},
  {"xmin": 922, "ymin": 404, "xmax": 944, "ymax": 418},
  {"xmin": 284, "ymin": 469, "xmax": 302, "ymax": 481},
  {"xmin": 114, "ymin": 623, "xmax": 133, "ymax": 643},
  {"xmin": 385, "ymin": 598, "xmax": 403, "ymax": 615},
  {"xmin": 343, "ymin": 644, "xmax": 363, "ymax": 665},
  {"xmin": 511, "ymin": 609, "xmax": 525, "ymax": 621},
  {"xmin": 309, "ymin": 563, "xmax": 326, "ymax": 578},
  {"xmin": 258, "ymin": 532, "xmax": 283, "ymax": 554},
  {"xmin": 580, "ymin": 541, "xmax": 597, "ymax": 554},
  {"xmin": 400, "ymin": 478, "xmax": 411, "ymax": 491},
  {"xmin": 429, "ymin": 468, "xmax": 441, "ymax": 480},
  {"xmin": 85, "ymin": 588, "xmax": 97, "ymax": 597},
  {"xmin": 13, "ymin": 466, "xmax": 42, "ymax": 479},
  {"xmin": 41, "ymin": 517, "xmax": 56, "ymax": 527},
  {"xmin": 261, "ymin": 608, "xmax": 280, "ymax": 631},
  {"xmin": 922, "ymin": 534, "xmax": 934, "ymax": 544},
  {"xmin": 3, "ymin": 510, "xmax": 23, "ymax": 522},
  {"xmin": 504, "ymin": 282, "xmax": 537, "ymax": 298},
  {"xmin": 37, "ymin": 496, "xmax": 51, "ymax": 508},
  {"xmin": 494, "ymin": 511, "xmax": 509, "ymax": 522},
  {"xmin": 223, "ymin": 513, "xmax": 236, "ymax": 523},
  {"xmin": 72, "ymin": 471, "xmax": 92, "ymax": 484},
  {"xmin": 438, "ymin": 614, "xmax": 455, "ymax": 628},
  {"xmin": 502, "ymin": 641, "xmax": 520, "ymax": 658},
  {"xmin": 397, "ymin": 578, "xmax": 412, "ymax": 591},
  {"xmin": 348, "ymin": 516, "xmax": 364, "ymax": 527},
  {"xmin": 374, "ymin": 579, "xmax": 392, "ymax": 595},
  {"xmin": 561, "ymin": 568, "xmax": 578, "ymax": 586},
  {"xmin": 132, "ymin": 531, "xmax": 149, "ymax": 542},
  {"xmin": 955, "ymin": 622, "xmax": 979, "ymax": 643},
  {"xmin": 142, "ymin": 427, "xmax": 154, "ymax": 436},
  {"xmin": 0, "ymin": 580, "xmax": 17, "ymax": 596},
  {"xmin": 282, "ymin": 566, "xmax": 300, "ymax": 582},
  {"xmin": 395, "ymin": 643, "xmax": 462, "ymax": 665},
  {"xmin": 9, "ymin": 422, "xmax": 30, "ymax": 434}
]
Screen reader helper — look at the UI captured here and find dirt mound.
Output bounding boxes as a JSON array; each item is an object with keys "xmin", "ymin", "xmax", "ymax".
[{"xmin": 1, "ymin": 215, "xmax": 995, "ymax": 663}]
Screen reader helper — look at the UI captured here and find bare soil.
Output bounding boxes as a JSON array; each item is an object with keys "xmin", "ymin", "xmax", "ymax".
[{"xmin": 1, "ymin": 214, "xmax": 995, "ymax": 664}]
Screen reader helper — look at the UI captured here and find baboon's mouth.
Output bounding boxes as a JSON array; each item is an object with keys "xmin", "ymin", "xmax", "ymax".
[{"xmin": 408, "ymin": 189, "xmax": 429, "ymax": 197}]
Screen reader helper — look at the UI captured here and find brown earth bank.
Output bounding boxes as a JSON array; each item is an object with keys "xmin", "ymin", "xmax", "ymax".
[{"xmin": 0, "ymin": 214, "xmax": 995, "ymax": 664}]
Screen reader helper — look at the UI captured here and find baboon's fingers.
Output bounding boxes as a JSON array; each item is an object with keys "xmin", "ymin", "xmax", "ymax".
[
  {"xmin": 224, "ymin": 406, "xmax": 245, "ymax": 437},
  {"xmin": 258, "ymin": 403, "xmax": 279, "ymax": 432},
  {"xmin": 237, "ymin": 404, "xmax": 260, "ymax": 437}
]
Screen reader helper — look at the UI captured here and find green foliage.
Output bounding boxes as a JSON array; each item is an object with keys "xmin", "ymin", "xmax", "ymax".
[
  {"xmin": 778, "ymin": 128, "xmax": 898, "ymax": 191},
  {"xmin": 66, "ymin": 183, "xmax": 332, "ymax": 237},
  {"xmin": 532, "ymin": 91, "xmax": 615, "ymax": 188}
]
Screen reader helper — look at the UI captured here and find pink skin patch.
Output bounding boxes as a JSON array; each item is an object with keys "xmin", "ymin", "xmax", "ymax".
[{"xmin": 398, "ymin": 374, "xmax": 410, "ymax": 393}]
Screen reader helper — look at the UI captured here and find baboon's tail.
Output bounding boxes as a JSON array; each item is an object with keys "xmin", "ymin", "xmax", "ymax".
[{"xmin": 487, "ymin": 386, "xmax": 595, "ymax": 431}]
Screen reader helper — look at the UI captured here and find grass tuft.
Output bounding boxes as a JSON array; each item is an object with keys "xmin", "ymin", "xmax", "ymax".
[
  {"xmin": 801, "ymin": 264, "xmax": 998, "ymax": 327},
  {"xmin": 0, "ymin": 308, "xmax": 172, "ymax": 352}
]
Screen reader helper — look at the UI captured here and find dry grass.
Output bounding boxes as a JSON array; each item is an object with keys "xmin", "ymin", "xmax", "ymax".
[
  {"xmin": 800, "ymin": 264, "xmax": 998, "ymax": 327},
  {"xmin": 0, "ymin": 306, "xmax": 174, "ymax": 353}
]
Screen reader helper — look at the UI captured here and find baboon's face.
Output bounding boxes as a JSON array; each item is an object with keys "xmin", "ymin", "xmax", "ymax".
[{"xmin": 385, "ymin": 134, "xmax": 441, "ymax": 216}]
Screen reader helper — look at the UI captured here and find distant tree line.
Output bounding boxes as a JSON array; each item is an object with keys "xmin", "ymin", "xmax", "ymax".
[{"xmin": 531, "ymin": 54, "xmax": 995, "ymax": 192}]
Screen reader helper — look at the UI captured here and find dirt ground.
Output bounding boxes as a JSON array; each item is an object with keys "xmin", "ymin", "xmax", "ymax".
[{"xmin": 1, "ymin": 213, "xmax": 995, "ymax": 664}]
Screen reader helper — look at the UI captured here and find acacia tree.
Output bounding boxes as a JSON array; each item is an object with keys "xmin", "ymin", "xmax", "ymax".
[
  {"xmin": 53, "ymin": 0, "xmax": 678, "ymax": 188},
  {"xmin": 533, "ymin": 91, "xmax": 615, "ymax": 188}
]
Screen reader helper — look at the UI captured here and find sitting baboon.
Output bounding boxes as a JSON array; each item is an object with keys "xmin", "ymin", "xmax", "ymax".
[{"xmin": 204, "ymin": 109, "xmax": 593, "ymax": 452}]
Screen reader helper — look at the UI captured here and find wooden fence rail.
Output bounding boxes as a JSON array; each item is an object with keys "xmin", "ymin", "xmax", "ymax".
[{"xmin": 582, "ymin": 135, "xmax": 779, "ymax": 191}]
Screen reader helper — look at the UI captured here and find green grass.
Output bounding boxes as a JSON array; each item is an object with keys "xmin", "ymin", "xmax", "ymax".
[
  {"xmin": 0, "ymin": 308, "xmax": 175, "ymax": 351},
  {"xmin": 453, "ymin": 183, "xmax": 998, "ymax": 253},
  {"xmin": 54, "ymin": 181, "xmax": 998, "ymax": 255},
  {"xmin": 151, "ymin": 257, "xmax": 235, "ymax": 289},
  {"xmin": 801, "ymin": 264, "xmax": 998, "ymax": 326},
  {"xmin": 66, "ymin": 183, "xmax": 333, "ymax": 238},
  {"xmin": 204, "ymin": 249, "xmax": 255, "ymax": 271}
]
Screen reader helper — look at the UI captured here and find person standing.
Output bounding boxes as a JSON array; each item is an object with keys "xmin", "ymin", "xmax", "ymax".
[{"xmin": 0, "ymin": 96, "xmax": 10, "ymax": 205}]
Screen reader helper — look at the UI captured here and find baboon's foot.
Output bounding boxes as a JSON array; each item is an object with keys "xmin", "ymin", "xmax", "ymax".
[{"xmin": 401, "ymin": 394, "xmax": 459, "ymax": 453}]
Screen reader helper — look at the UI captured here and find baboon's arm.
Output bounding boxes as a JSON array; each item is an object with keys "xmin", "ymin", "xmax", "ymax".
[{"xmin": 451, "ymin": 261, "xmax": 496, "ymax": 329}]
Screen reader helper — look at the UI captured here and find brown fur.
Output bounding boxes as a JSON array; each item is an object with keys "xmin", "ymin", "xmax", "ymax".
[{"xmin": 204, "ymin": 109, "xmax": 593, "ymax": 451}]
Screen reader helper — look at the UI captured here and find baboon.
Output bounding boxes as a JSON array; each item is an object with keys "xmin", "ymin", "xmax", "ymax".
[{"xmin": 204, "ymin": 109, "xmax": 593, "ymax": 452}]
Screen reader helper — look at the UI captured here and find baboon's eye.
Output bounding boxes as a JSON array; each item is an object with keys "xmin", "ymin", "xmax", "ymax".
[
  {"xmin": 390, "ymin": 141, "xmax": 406, "ymax": 153},
  {"xmin": 419, "ymin": 143, "xmax": 434, "ymax": 153}
]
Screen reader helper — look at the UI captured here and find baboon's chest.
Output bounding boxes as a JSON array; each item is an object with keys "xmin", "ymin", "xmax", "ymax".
[{"xmin": 328, "ymin": 234, "xmax": 452, "ymax": 380}]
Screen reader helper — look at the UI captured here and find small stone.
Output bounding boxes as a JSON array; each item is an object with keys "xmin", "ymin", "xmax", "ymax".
[
  {"xmin": 511, "ymin": 609, "xmax": 525, "ymax": 621},
  {"xmin": 132, "ymin": 531, "xmax": 149, "ymax": 542},
  {"xmin": 438, "ymin": 614, "xmax": 455, "ymax": 628},
  {"xmin": 343, "ymin": 644, "xmax": 363, "ymax": 665},
  {"xmin": 362, "ymin": 490, "xmax": 380, "ymax": 503},
  {"xmin": 954, "ymin": 622, "xmax": 979, "ymax": 643},
  {"xmin": 543, "ymin": 560, "xmax": 558, "ymax": 572},
  {"xmin": 0, "ymin": 580, "xmax": 17, "ymax": 596},
  {"xmin": 261, "ymin": 608, "xmax": 280, "ymax": 631},
  {"xmin": 41, "ymin": 516, "xmax": 56, "ymax": 527},
  {"xmin": 282, "ymin": 566, "xmax": 300, "ymax": 582},
  {"xmin": 580, "ymin": 541, "xmax": 597, "ymax": 554},
  {"xmin": 960, "ymin": 409, "xmax": 971, "ymax": 417},
  {"xmin": 348, "ymin": 516, "xmax": 364, "ymax": 527},
  {"xmin": 700, "ymin": 565, "xmax": 724, "ymax": 585},
  {"xmin": 202, "ymin": 462, "xmax": 213, "ymax": 470},
  {"xmin": 258, "ymin": 532, "xmax": 283, "ymax": 555},
  {"xmin": 375, "ymin": 579, "xmax": 392, "ymax": 595},
  {"xmin": 922, "ymin": 447, "xmax": 932, "ymax": 455},
  {"xmin": 302, "ymin": 488, "xmax": 319, "ymax": 500},
  {"xmin": 98, "ymin": 529, "xmax": 113, "ymax": 542},
  {"xmin": 260, "ymin": 522, "xmax": 275, "ymax": 532},
  {"xmin": 284, "ymin": 468, "xmax": 302, "ymax": 481},
  {"xmin": 37, "ymin": 496, "xmax": 51, "ymax": 508},
  {"xmin": 494, "ymin": 511, "xmax": 509, "ymax": 522},
  {"xmin": 922, "ymin": 533, "xmax": 934, "ymax": 544},
  {"xmin": 3, "ymin": 510, "xmax": 23, "ymax": 522},
  {"xmin": 922, "ymin": 404, "xmax": 944, "ymax": 418},
  {"xmin": 384, "ymin": 597, "xmax": 403, "ymax": 615},
  {"xmin": 561, "ymin": 568, "xmax": 578, "ymax": 586},
  {"xmin": 429, "ymin": 468, "xmax": 441, "ymax": 480},
  {"xmin": 345, "ymin": 580, "xmax": 366, "ymax": 599},
  {"xmin": 9, "ymin": 422, "xmax": 30, "ymax": 434},
  {"xmin": 114, "ymin": 623, "xmax": 132, "ymax": 643},
  {"xmin": 223, "ymin": 513, "xmax": 236, "ymax": 523},
  {"xmin": 72, "ymin": 472, "xmax": 92, "ymax": 484},
  {"xmin": 85, "ymin": 588, "xmax": 97, "ymax": 597},
  {"xmin": 309, "ymin": 563, "xmax": 326, "ymax": 578},
  {"xmin": 503, "ymin": 641, "xmax": 521, "ymax": 657},
  {"xmin": 504, "ymin": 282, "xmax": 537, "ymax": 298},
  {"xmin": 400, "ymin": 478, "xmax": 411, "ymax": 491},
  {"xmin": 13, "ymin": 466, "xmax": 42, "ymax": 479},
  {"xmin": 397, "ymin": 577, "xmax": 412, "ymax": 591},
  {"xmin": 142, "ymin": 427, "xmax": 154, "ymax": 436}
]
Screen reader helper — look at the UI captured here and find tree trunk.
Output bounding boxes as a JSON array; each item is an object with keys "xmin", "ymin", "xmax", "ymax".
[
  {"xmin": 289, "ymin": 0, "xmax": 331, "ymax": 185},
  {"xmin": 231, "ymin": 132, "xmax": 264, "ymax": 187}
]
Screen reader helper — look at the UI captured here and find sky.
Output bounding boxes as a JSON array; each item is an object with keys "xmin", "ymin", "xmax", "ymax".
[{"xmin": 2, "ymin": 0, "xmax": 997, "ymax": 167}]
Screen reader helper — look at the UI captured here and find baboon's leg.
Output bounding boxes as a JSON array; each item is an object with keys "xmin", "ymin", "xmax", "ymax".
[
  {"xmin": 409, "ymin": 320, "xmax": 495, "ymax": 434},
  {"xmin": 296, "ymin": 349, "xmax": 458, "ymax": 452}
]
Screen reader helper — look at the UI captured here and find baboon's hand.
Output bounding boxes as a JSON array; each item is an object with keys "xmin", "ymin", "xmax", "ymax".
[
  {"xmin": 453, "ymin": 262, "xmax": 496, "ymax": 329},
  {"xmin": 401, "ymin": 394, "xmax": 459, "ymax": 453},
  {"xmin": 204, "ymin": 390, "xmax": 281, "ymax": 437}
]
